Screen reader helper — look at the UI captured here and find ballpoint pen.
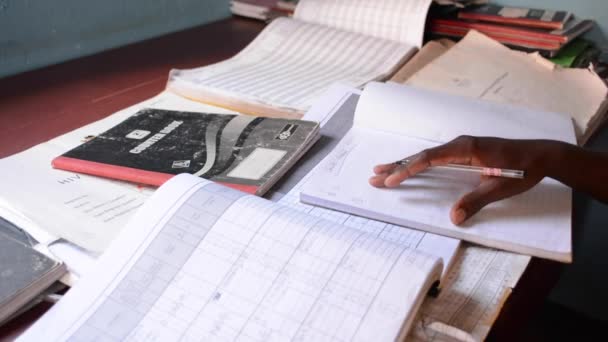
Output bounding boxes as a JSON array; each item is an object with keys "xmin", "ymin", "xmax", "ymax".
[{"xmin": 393, "ymin": 158, "xmax": 525, "ymax": 179}]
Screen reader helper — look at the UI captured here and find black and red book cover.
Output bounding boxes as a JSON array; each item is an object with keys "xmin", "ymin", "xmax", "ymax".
[{"xmin": 52, "ymin": 108, "xmax": 319, "ymax": 195}]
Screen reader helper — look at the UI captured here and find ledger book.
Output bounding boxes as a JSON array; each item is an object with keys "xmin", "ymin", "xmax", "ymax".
[
  {"xmin": 18, "ymin": 174, "xmax": 442, "ymax": 341},
  {"xmin": 167, "ymin": 0, "xmax": 433, "ymax": 117}
]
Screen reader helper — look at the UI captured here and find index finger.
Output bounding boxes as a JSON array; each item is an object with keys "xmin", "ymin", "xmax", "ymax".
[{"xmin": 383, "ymin": 136, "xmax": 476, "ymax": 187}]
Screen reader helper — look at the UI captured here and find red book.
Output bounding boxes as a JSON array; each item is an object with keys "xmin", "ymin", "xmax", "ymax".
[
  {"xmin": 457, "ymin": 4, "xmax": 572, "ymax": 30},
  {"xmin": 431, "ymin": 18, "xmax": 594, "ymax": 44},
  {"xmin": 429, "ymin": 25, "xmax": 562, "ymax": 52}
]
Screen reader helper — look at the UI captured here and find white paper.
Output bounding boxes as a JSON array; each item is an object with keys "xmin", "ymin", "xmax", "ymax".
[
  {"xmin": 227, "ymin": 148, "xmax": 287, "ymax": 180},
  {"xmin": 355, "ymin": 82, "xmax": 576, "ymax": 144},
  {"xmin": 274, "ymin": 83, "xmax": 461, "ymax": 280},
  {"xmin": 295, "ymin": 0, "xmax": 432, "ymax": 47},
  {"xmin": 301, "ymin": 82, "xmax": 575, "ymax": 262},
  {"xmin": 405, "ymin": 31, "xmax": 608, "ymax": 142},
  {"xmin": 18, "ymin": 174, "xmax": 441, "ymax": 342},
  {"xmin": 0, "ymin": 91, "xmax": 236, "ymax": 253}
]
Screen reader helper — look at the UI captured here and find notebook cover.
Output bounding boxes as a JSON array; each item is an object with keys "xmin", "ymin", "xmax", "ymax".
[
  {"xmin": 0, "ymin": 230, "xmax": 65, "ymax": 323},
  {"xmin": 51, "ymin": 109, "xmax": 319, "ymax": 195}
]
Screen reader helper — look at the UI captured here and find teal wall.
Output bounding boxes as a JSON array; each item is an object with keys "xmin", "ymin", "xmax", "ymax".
[
  {"xmin": 498, "ymin": 0, "xmax": 608, "ymax": 58},
  {"xmin": 0, "ymin": 0, "xmax": 230, "ymax": 78},
  {"xmin": 2, "ymin": 1, "xmax": 606, "ymax": 78}
]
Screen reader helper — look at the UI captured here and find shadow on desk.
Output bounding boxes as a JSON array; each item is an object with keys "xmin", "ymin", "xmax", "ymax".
[
  {"xmin": 518, "ymin": 300, "xmax": 608, "ymax": 341},
  {"xmin": 0, "ymin": 301, "xmax": 53, "ymax": 341}
]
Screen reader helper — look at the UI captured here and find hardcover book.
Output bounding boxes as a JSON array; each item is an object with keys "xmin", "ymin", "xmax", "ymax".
[
  {"xmin": 457, "ymin": 4, "xmax": 572, "ymax": 30},
  {"xmin": 430, "ymin": 18, "xmax": 594, "ymax": 44},
  {"xmin": 0, "ymin": 228, "xmax": 66, "ymax": 325},
  {"xmin": 51, "ymin": 109, "xmax": 320, "ymax": 196}
]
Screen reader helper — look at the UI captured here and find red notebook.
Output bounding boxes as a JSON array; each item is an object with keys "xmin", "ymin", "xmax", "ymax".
[
  {"xmin": 431, "ymin": 18, "xmax": 593, "ymax": 44},
  {"xmin": 457, "ymin": 4, "xmax": 572, "ymax": 30}
]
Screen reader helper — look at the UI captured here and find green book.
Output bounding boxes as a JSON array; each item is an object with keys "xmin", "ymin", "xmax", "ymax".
[{"xmin": 550, "ymin": 39, "xmax": 591, "ymax": 67}]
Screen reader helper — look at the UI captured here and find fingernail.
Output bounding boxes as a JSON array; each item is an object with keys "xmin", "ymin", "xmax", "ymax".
[{"xmin": 453, "ymin": 208, "xmax": 467, "ymax": 225}]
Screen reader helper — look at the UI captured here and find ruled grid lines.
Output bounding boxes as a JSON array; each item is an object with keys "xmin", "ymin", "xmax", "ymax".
[
  {"xmin": 66, "ymin": 182, "xmax": 427, "ymax": 342},
  {"xmin": 168, "ymin": 0, "xmax": 432, "ymax": 113}
]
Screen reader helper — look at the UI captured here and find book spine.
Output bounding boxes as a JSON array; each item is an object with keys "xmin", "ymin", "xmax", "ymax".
[
  {"xmin": 431, "ymin": 19, "xmax": 567, "ymax": 43},
  {"xmin": 457, "ymin": 12, "xmax": 564, "ymax": 30},
  {"xmin": 51, "ymin": 156, "xmax": 260, "ymax": 195},
  {"xmin": 52, "ymin": 156, "xmax": 175, "ymax": 187}
]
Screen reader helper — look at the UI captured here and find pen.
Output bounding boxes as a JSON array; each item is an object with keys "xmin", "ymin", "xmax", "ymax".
[{"xmin": 393, "ymin": 158, "xmax": 525, "ymax": 179}]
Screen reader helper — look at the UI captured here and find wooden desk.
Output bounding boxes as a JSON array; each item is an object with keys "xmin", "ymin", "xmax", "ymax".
[{"xmin": 0, "ymin": 16, "xmax": 563, "ymax": 341}]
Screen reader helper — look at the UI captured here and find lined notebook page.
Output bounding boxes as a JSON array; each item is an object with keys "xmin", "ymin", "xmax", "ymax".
[
  {"xmin": 300, "ymin": 127, "xmax": 572, "ymax": 262},
  {"xmin": 19, "ymin": 174, "xmax": 441, "ymax": 342},
  {"xmin": 300, "ymin": 83, "xmax": 576, "ymax": 262},
  {"xmin": 295, "ymin": 0, "xmax": 432, "ymax": 47},
  {"xmin": 167, "ymin": 0, "xmax": 431, "ymax": 115}
]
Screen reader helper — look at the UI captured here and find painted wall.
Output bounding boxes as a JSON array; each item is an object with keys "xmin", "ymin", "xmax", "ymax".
[
  {"xmin": 0, "ymin": 0, "xmax": 230, "ymax": 78},
  {"xmin": 2, "ymin": 1, "xmax": 606, "ymax": 79}
]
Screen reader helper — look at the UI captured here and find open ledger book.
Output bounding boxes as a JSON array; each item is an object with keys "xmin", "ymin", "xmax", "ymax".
[
  {"xmin": 301, "ymin": 82, "xmax": 576, "ymax": 263},
  {"xmin": 19, "ymin": 173, "xmax": 443, "ymax": 341},
  {"xmin": 167, "ymin": 0, "xmax": 432, "ymax": 118}
]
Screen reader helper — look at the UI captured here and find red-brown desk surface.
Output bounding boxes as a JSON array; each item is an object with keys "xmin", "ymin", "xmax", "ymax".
[{"xmin": 0, "ymin": 16, "xmax": 564, "ymax": 341}]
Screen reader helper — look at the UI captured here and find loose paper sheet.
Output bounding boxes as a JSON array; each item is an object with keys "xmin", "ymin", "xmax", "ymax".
[
  {"xmin": 405, "ymin": 30, "xmax": 608, "ymax": 144},
  {"xmin": 389, "ymin": 38, "xmax": 456, "ymax": 84}
]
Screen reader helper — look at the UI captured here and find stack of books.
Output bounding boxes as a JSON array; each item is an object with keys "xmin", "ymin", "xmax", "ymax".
[
  {"xmin": 428, "ymin": 4, "xmax": 594, "ymax": 57},
  {"xmin": 230, "ymin": 0, "xmax": 297, "ymax": 21}
]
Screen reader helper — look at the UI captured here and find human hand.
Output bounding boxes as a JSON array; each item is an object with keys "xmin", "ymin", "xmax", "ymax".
[{"xmin": 369, "ymin": 136, "xmax": 556, "ymax": 225}]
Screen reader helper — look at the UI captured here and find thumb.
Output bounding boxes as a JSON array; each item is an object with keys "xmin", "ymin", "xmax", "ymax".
[{"xmin": 450, "ymin": 178, "xmax": 524, "ymax": 225}]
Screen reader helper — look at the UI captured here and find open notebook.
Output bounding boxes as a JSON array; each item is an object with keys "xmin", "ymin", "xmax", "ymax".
[
  {"xmin": 18, "ymin": 174, "xmax": 443, "ymax": 341},
  {"xmin": 300, "ymin": 82, "xmax": 576, "ymax": 263},
  {"xmin": 167, "ymin": 0, "xmax": 432, "ymax": 117}
]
